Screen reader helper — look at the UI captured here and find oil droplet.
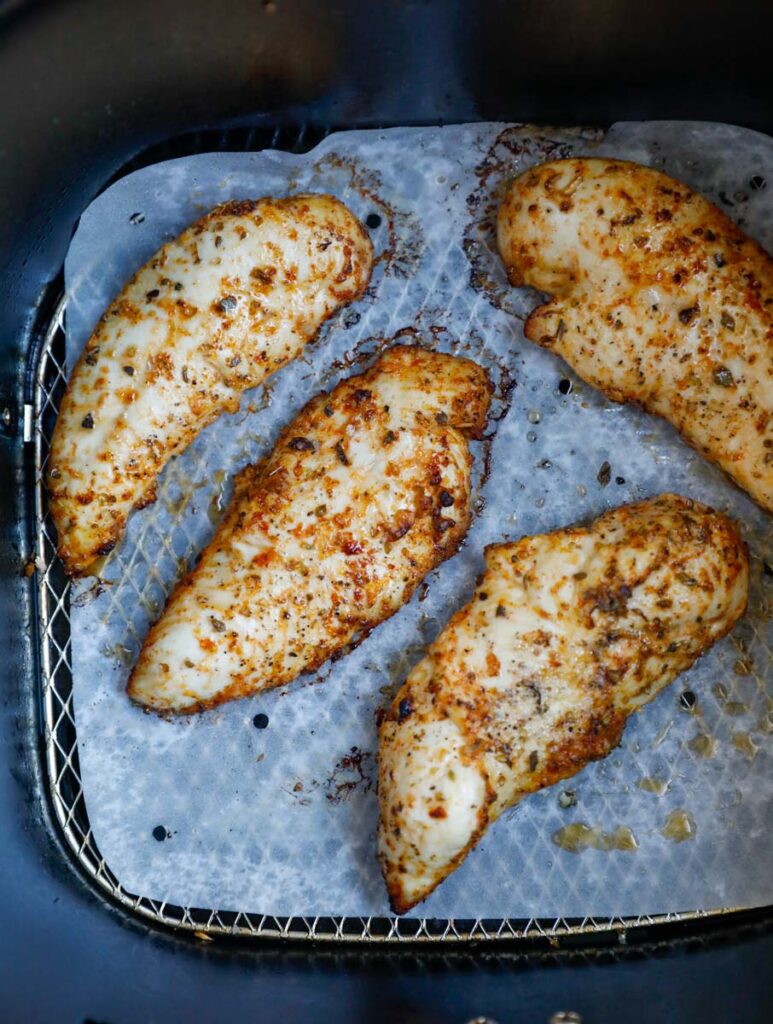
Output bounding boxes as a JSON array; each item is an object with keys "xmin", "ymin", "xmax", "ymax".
[
  {"xmin": 638, "ymin": 776, "xmax": 670, "ymax": 796},
  {"xmin": 723, "ymin": 701, "xmax": 749, "ymax": 716},
  {"xmin": 576, "ymin": 483, "xmax": 587, "ymax": 497},
  {"xmin": 731, "ymin": 732, "xmax": 758, "ymax": 759},
  {"xmin": 104, "ymin": 643, "xmax": 134, "ymax": 667},
  {"xmin": 661, "ymin": 809, "xmax": 697, "ymax": 843},
  {"xmin": 527, "ymin": 409, "xmax": 541, "ymax": 424},
  {"xmin": 651, "ymin": 720, "xmax": 673, "ymax": 749},
  {"xmin": 552, "ymin": 822, "xmax": 638, "ymax": 853},
  {"xmin": 688, "ymin": 733, "xmax": 716, "ymax": 758},
  {"xmin": 208, "ymin": 494, "xmax": 224, "ymax": 524},
  {"xmin": 165, "ymin": 493, "xmax": 191, "ymax": 516}
]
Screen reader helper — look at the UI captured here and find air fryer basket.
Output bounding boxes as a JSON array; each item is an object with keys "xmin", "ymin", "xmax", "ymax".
[
  {"xmin": 1, "ymin": 15, "xmax": 771, "ymax": 1001},
  {"xmin": 24, "ymin": 120, "xmax": 771, "ymax": 946}
]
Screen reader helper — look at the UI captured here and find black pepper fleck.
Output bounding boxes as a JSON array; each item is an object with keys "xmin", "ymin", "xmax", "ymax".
[
  {"xmin": 81, "ymin": 413, "xmax": 94, "ymax": 430},
  {"xmin": 289, "ymin": 437, "xmax": 316, "ymax": 452},
  {"xmin": 439, "ymin": 490, "xmax": 455, "ymax": 507},
  {"xmin": 713, "ymin": 366, "xmax": 734, "ymax": 387},
  {"xmin": 122, "ymin": 365, "xmax": 134, "ymax": 376},
  {"xmin": 597, "ymin": 461, "xmax": 611, "ymax": 486},
  {"xmin": 152, "ymin": 825, "xmax": 167, "ymax": 842},
  {"xmin": 210, "ymin": 616, "xmax": 226, "ymax": 632},
  {"xmin": 558, "ymin": 378, "xmax": 572, "ymax": 395},
  {"xmin": 678, "ymin": 305, "xmax": 699, "ymax": 325},
  {"xmin": 253, "ymin": 713, "xmax": 269, "ymax": 729},
  {"xmin": 398, "ymin": 697, "xmax": 413, "ymax": 722},
  {"xmin": 145, "ymin": 289, "xmax": 160, "ymax": 301},
  {"xmin": 335, "ymin": 441, "xmax": 350, "ymax": 465}
]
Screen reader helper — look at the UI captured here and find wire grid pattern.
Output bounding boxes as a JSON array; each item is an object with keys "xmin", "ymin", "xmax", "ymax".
[
  {"xmin": 28, "ymin": 345, "xmax": 743, "ymax": 934},
  {"xmin": 31, "ymin": 123, "xmax": 769, "ymax": 943}
]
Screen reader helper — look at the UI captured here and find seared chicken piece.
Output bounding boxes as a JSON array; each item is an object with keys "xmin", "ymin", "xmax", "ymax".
[
  {"xmin": 497, "ymin": 159, "xmax": 773, "ymax": 511},
  {"xmin": 49, "ymin": 195, "xmax": 373, "ymax": 576},
  {"xmin": 379, "ymin": 494, "xmax": 748, "ymax": 913},
  {"xmin": 128, "ymin": 345, "xmax": 492, "ymax": 714}
]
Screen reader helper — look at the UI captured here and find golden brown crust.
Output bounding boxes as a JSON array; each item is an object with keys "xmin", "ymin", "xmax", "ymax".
[
  {"xmin": 378, "ymin": 494, "xmax": 750, "ymax": 912},
  {"xmin": 49, "ymin": 194, "xmax": 374, "ymax": 576},
  {"xmin": 127, "ymin": 344, "xmax": 492, "ymax": 714},
  {"xmin": 497, "ymin": 158, "xmax": 773, "ymax": 510}
]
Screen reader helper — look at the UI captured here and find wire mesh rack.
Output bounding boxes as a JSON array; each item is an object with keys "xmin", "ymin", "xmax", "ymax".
[{"xmin": 28, "ymin": 124, "xmax": 753, "ymax": 945}]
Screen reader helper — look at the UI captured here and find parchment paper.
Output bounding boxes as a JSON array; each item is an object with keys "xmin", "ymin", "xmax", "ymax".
[{"xmin": 65, "ymin": 122, "xmax": 772, "ymax": 920}]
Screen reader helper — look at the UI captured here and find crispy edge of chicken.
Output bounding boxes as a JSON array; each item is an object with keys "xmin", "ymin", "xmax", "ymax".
[
  {"xmin": 378, "ymin": 494, "xmax": 749, "ymax": 914},
  {"xmin": 127, "ymin": 343, "xmax": 492, "ymax": 714},
  {"xmin": 497, "ymin": 158, "xmax": 773, "ymax": 511},
  {"xmin": 49, "ymin": 194, "xmax": 374, "ymax": 576}
]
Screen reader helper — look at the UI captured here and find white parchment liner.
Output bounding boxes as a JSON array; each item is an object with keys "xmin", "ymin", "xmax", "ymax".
[{"xmin": 65, "ymin": 122, "xmax": 772, "ymax": 919}]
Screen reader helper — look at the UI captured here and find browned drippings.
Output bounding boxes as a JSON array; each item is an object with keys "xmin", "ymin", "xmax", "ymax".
[
  {"xmin": 637, "ymin": 776, "xmax": 670, "ymax": 796},
  {"xmin": 731, "ymin": 732, "xmax": 758, "ymax": 758},
  {"xmin": 723, "ymin": 701, "xmax": 749, "ymax": 716},
  {"xmin": 660, "ymin": 809, "xmax": 697, "ymax": 843},
  {"xmin": 552, "ymin": 822, "xmax": 638, "ymax": 853},
  {"xmin": 104, "ymin": 643, "xmax": 135, "ymax": 667},
  {"xmin": 688, "ymin": 733, "xmax": 717, "ymax": 758},
  {"xmin": 324, "ymin": 747, "xmax": 374, "ymax": 804}
]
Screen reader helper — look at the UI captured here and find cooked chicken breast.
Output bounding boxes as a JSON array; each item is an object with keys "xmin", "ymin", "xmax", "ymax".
[
  {"xmin": 49, "ymin": 194, "xmax": 374, "ymax": 576},
  {"xmin": 379, "ymin": 494, "xmax": 749, "ymax": 913},
  {"xmin": 497, "ymin": 159, "xmax": 773, "ymax": 511},
  {"xmin": 128, "ymin": 345, "xmax": 492, "ymax": 714}
]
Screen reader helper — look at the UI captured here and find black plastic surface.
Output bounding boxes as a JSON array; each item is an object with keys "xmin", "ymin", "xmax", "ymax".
[{"xmin": 1, "ymin": 2, "xmax": 771, "ymax": 1021}]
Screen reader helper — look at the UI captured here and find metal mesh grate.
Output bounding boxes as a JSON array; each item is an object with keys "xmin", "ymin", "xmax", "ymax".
[{"xmin": 30, "ymin": 125, "xmax": 753, "ymax": 944}]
